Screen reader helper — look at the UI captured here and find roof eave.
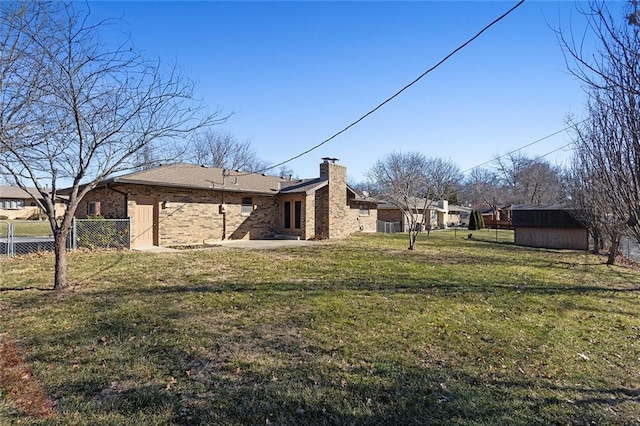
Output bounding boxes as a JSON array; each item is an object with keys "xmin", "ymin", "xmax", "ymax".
[{"xmin": 110, "ymin": 178, "xmax": 277, "ymax": 196}]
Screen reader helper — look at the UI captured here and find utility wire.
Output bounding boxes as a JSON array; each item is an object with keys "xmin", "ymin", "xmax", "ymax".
[
  {"xmin": 259, "ymin": 0, "xmax": 526, "ymax": 174},
  {"xmin": 460, "ymin": 120, "xmax": 585, "ymax": 174},
  {"xmin": 532, "ymin": 141, "xmax": 574, "ymax": 163}
]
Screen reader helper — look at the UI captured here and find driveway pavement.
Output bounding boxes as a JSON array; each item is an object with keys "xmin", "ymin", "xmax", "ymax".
[
  {"xmin": 213, "ymin": 239, "xmax": 318, "ymax": 250},
  {"xmin": 134, "ymin": 239, "xmax": 318, "ymax": 252}
]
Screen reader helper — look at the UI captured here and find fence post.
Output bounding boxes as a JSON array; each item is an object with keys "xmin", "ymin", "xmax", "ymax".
[
  {"xmin": 1, "ymin": 221, "xmax": 10, "ymax": 258},
  {"xmin": 72, "ymin": 217, "xmax": 77, "ymax": 251},
  {"xmin": 8, "ymin": 221, "xmax": 14, "ymax": 258}
]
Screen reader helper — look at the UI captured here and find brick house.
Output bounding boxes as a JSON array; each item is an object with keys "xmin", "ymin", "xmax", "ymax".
[{"xmin": 75, "ymin": 158, "xmax": 377, "ymax": 248}]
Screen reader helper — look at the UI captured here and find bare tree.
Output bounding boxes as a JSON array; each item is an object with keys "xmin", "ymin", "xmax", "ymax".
[
  {"xmin": 462, "ymin": 167, "xmax": 508, "ymax": 207},
  {"xmin": 0, "ymin": 2, "xmax": 223, "ymax": 289},
  {"xmin": 189, "ymin": 129, "xmax": 268, "ymax": 173},
  {"xmin": 368, "ymin": 152, "xmax": 428, "ymax": 249},
  {"xmin": 494, "ymin": 153, "xmax": 563, "ymax": 205},
  {"xmin": 277, "ymin": 165, "xmax": 296, "ymax": 180},
  {"xmin": 368, "ymin": 152, "xmax": 460, "ymax": 249},
  {"xmin": 423, "ymin": 157, "xmax": 462, "ymax": 204},
  {"xmin": 559, "ymin": 0, "xmax": 640, "ymax": 257},
  {"xmin": 564, "ymin": 146, "xmax": 624, "ymax": 263}
]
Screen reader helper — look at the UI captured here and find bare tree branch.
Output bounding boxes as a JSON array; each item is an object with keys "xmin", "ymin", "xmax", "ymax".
[{"xmin": 0, "ymin": 2, "xmax": 225, "ymax": 289}]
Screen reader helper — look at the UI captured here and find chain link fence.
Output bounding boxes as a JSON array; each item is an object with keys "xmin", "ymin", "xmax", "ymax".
[
  {"xmin": 73, "ymin": 218, "xmax": 130, "ymax": 250},
  {"xmin": 1, "ymin": 220, "xmax": 60, "ymax": 256},
  {"xmin": 377, "ymin": 220, "xmax": 403, "ymax": 233},
  {"xmin": 0, "ymin": 221, "xmax": 11, "ymax": 257},
  {"xmin": 621, "ymin": 236, "xmax": 640, "ymax": 263},
  {"xmin": 1, "ymin": 218, "xmax": 130, "ymax": 258}
]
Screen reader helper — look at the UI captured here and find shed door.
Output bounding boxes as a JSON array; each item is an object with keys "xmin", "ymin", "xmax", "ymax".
[{"xmin": 133, "ymin": 198, "xmax": 157, "ymax": 247}]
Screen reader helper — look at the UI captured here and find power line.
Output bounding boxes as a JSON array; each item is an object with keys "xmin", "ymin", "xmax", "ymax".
[
  {"xmin": 532, "ymin": 141, "xmax": 574, "ymax": 163},
  {"xmin": 461, "ymin": 120, "xmax": 584, "ymax": 174},
  {"xmin": 260, "ymin": 0, "xmax": 526, "ymax": 174}
]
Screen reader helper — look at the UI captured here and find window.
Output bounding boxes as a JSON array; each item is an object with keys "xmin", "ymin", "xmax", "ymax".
[
  {"xmin": 87, "ymin": 201, "xmax": 101, "ymax": 216},
  {"xmin": 283, "ymin": 201, "xmax": 291, "ymax": 228},
  {"xmin": 359, "ymin": 204, "xmax": 370, "ymax": 216},
  {"xmin": 294, "ymin": 201, "xmax": 302, "ymax": 229},
  {"xmin": 283, "ymin": 199, "xmax": 302, "ymax": 230},
  {"xmin": 241, "ymin": 197, "xmax": 253, "ymax": 215},
  {"xmin": 0, "ymin": 199, "xmax": 25, "ymax": 210}
]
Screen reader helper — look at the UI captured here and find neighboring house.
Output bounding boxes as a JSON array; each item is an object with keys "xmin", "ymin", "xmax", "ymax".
[
  {"xmin": 72, "ymin": 158, "xmax": 377, "ymax": 248},
  {"xmin": 377, "ymin": 199, "xmax": 452, "ymax": 231},
  {"xmin": 446, "ymin": 204, "xmax": 472, "ymax": 227},
  {"xmin": 512, "ymin": 204, "xmax": 588, "ymax": 250},
  {"xmin": 0, "ymin": 186, "xmax": 45, "ymax": 219},
  {"xmin": 472, "ymin": 204, "xmax": 512, "ymax": 229},
  {"xmin": 0, "ymin": 186, "xmax": 67, "ymax": 220}
]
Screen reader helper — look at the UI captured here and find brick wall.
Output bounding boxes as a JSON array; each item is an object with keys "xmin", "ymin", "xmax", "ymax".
[
  {"xmin": 79, "ymin": 184, "xmax": 278, "ymax": 246},
  {"xmin": 348, "ymin": 201, "xmax": 377, "ymax": 233},
  {"xmin": 76, "ymin": 187, "xmax": 127, "ymax": 219},
  {"xmin": 314, "ymin": 186, "xmax": 329, "ymax": 239},
  {"xmin": 317, "ymin": 161, "xmax": 350, "ymax": 239},
  {"xmin": 377, "ymin": 208, "xmax": 403, "ymax": 224}
]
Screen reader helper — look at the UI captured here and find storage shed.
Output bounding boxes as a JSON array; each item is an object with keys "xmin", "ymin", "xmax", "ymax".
[{"xmin": 512, "ymin": 204, "xmax": 588, "ymax": 250}]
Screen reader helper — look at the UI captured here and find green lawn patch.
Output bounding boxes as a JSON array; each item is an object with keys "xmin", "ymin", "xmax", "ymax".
[
  {"xmin": 1, "ymin": 231, "xmax": 638, "ymax": 424},
  {"xmin": 4, "ymin": 220, "xmax": 53, "ymax": 237}
]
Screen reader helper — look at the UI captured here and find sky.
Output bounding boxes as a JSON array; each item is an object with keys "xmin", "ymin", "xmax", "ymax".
[{"xmin": 86, "ymin": 0, "xmax": 604, "ymax": 183}]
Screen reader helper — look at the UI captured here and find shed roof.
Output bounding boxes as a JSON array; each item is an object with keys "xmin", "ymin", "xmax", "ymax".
[
  {"xmin": 512, "ymin": 204, "xmax": 575, "ymax": 211},
  {"xmin": 512, "ymin": 204, "xmax": 585, "ymax": 228}
]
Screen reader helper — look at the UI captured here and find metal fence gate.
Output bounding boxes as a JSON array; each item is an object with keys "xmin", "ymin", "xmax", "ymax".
[
  {"xmin": 377, "ymin": 220, "xmax": 403, "ymax": 233},
  {"xmin": 1, "ymin": 218, "xmax": 130, "ymax": 258}
]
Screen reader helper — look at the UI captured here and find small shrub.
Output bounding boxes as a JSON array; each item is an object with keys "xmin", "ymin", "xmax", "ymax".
[
  {"xmin": 468, "ymin": 210, "xmax": 485, "ymax": 230},
  {"xmin": 27, "ymin": 213, "xmax": 47, "ymax": 221}
]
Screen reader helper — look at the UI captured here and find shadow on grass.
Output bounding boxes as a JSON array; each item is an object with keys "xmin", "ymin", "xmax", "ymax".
[
  {"xmin": 87, "ymin": 277, "xmax": 640, "ymax": 300},
  {"xmin": 6, "ymin": 279, "xmax": 635, "ymax": 424},
  {"xmin": 0, "ymin": 287, "xmax": 52, "ymax": 292},
  {"xmin": 36, "ymin": 314, "xmax": 635, "ymax": 425}
]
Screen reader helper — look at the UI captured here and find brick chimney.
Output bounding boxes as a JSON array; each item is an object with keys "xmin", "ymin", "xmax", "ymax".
[{"xmin": 316, "ymin": 158, "xmax": 348, "ymax": 239}]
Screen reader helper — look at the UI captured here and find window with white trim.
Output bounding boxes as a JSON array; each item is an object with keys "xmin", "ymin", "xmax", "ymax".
[
  {"xmin": 241, "ymin": 197, "xmax": 253, "ymax": 215},
  {"xmin": 0, "ymin": 199, "xmax": 25, "ymax": 210}
]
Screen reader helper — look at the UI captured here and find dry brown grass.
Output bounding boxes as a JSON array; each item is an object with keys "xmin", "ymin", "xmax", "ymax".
[{"xmin": 0, "ymin": 334, "xmax": 56, "ymax": 420}]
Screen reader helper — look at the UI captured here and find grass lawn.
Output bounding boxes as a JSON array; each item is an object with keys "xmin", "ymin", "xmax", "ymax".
[
  {"xmin": 1, "ymin": 220, "xmax": 53, "ymax": 238},
  {"xmin": 0, "ymin": 231, "xmax": 638, "ymax": 425}
]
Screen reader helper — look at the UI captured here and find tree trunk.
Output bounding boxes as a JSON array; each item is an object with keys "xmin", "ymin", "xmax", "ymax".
[
  {"xmin": 53, "ymin": 231, "xmax": 69, "ymax": 290},
  {"xmin": 408, "ymin": 230, "xmax": 418, "ymax": 250},
  {"xmin": 606, "ymin": 233, "xmax": 620, "ymax": 266},
  {"xmin": 592, "ymin": 233, "xmax": 600, "ymax": 255}
]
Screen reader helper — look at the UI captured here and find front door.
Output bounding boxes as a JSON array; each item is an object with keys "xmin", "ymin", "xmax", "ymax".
[{"xmin": 133, "ymin": 197, "xmax": 157, "ymax": 247}]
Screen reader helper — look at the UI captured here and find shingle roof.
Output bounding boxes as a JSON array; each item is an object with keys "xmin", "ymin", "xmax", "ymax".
[
  {"xmin": 0, "ymin": 186, "xmax": 44, "ymax": 199},
  {"xmin": 91, "ymin": 163, "xmax": 379, "ymax": 206},
  {"xmin": 102, "ymin": 163, "xmax": 294, "ymax": 195},
  {"xmin": 278, "ymin": 178, "xmax": 327, "ymax": 194},
  {"xmin": 377, "ymin": 197, "xmax": 447, "ymax": 211},
  {"xmin": 512, "ymin": 204, "xmax": 574, "ymax": 211}
]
